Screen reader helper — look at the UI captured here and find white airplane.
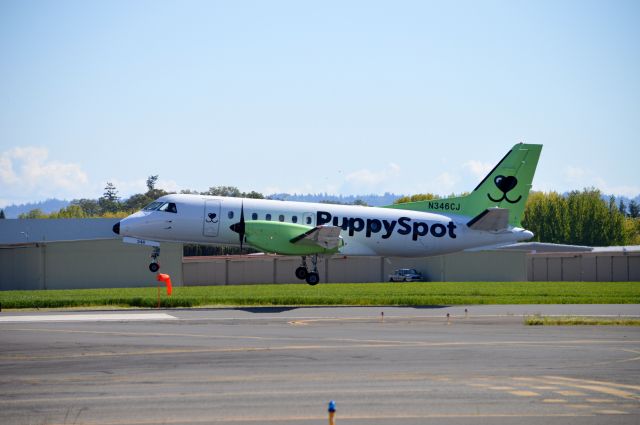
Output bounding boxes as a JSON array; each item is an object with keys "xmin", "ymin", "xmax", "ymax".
[{"xmin": 113, "ymin": 143, "xmax": 542, "ymax": 285}]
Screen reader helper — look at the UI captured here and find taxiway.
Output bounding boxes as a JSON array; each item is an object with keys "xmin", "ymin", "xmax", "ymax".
[{"xmin": 1, "ymin": 305, "xmax": 639, "ymax": 424}]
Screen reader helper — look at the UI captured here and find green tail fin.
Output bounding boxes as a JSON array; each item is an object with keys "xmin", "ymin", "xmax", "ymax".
[{"xmin": 386, "ymin": 143, "xmax": 542, "ymax": 227}]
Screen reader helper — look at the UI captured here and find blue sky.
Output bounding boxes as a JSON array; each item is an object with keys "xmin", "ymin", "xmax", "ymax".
[{"xmin": 1, "ymin": 0, "xmax": 639, "ymax": 207}]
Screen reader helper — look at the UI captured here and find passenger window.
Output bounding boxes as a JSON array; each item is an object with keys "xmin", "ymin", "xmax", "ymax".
[
  {"xmin": 306, "ymin": 216, "xmax": 312, "ymax": 225},
  {"xmin": 266, "ymin": 214, "xmax": 271, "ymax": 221},
  {"xmin": 251, "ymin": 213, "xmax": 258, "ymax": 220},
  {"xmin": 228, "ymin": 211, "xmax": 234, "ymax": 219},
  {"xmin": 292, "ymin": 216, "xmax": 298, "ymax": 223},
  {"xmin": 279, "ymin": 214, "xmax": 285, "ymax": 222}
]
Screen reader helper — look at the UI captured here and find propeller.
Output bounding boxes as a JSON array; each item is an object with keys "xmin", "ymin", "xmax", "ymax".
[{"xmin": 229, "ymin": 200, "xmax": 246, "ymax": 251}]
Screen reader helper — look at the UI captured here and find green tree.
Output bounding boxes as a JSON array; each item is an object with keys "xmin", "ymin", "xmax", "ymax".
[
  {"xmin": 629, "ymin": 200, "xmax": 640, "ymax": 218},
  {"xmin": 103, "ymin": 182, "xmax": 118, "ymax": 201},
  {"xmin": 242, "ymin": 190, "xmax": 264, "ymax": 199},
  {"xmin": 99, "ymin": 182, "xmax": 120, "ymax": 214},
  {"xmin": 619, "ymin": 199, "xmax": 627, "ymax": 216},
  {"xmin": 49, "ymin": 204, "xmax": 87, "ymax": 218},
  {"xmin": 144, "ymin": 175, "xmax": 168, "ymax": 200},
  {"xmin": 203, "ymin": 186, "xmax": 242, "ymax": 197},
  {"xmin": 394, "ymin": 193, "xmax": 440, "ymax": 204},
  {"xmin": 146, "ymin": 175, "xmax": 159, "ymax": 191},
  {"xmin": 522, "ymin": 191, "xmax": 569, "ymax": 244},
  {"xmin": 19, "ymin": 209, "xmax": 47, "ymax": 219},
  {"xmin": 625, "ymin": 217, "xmax": 640, "ymax": 245},
  {"xmin": 123, "ymin": 193, "xmax": 153, "ymax": 212},
  {"xmin": 523, "ymin": 189, "xmax": 628, "ymax": 246},
  {"xmin": 201, "ymin": 186, "xmax": 264, "ymax": 199},
  {"xmin": 0, "ymin": 209, "xmax": 5, "ymax": 219},
  {"xmin": 71, "ymin": 199, "xmax": 100, "ymax": 216}
]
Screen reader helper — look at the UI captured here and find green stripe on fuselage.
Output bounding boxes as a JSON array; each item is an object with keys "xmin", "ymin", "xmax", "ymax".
[{"xmin": 244, "ymin": 221, "xmax": 340, "ymax": 255}]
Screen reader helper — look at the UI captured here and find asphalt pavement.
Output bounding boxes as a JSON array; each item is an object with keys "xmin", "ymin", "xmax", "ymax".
[{"xmin": 1, "ymin": 305, "xmax": 639, "ymax": 425}]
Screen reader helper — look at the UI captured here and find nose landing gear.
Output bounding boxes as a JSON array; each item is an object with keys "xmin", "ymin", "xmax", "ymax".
[
  {"xmin": 295, "ymin": 255, "xmax": 320, "ymax": 285},
  {"xmin": 149, "ymin": 246, "xmax": 160, "ymax": 273}
]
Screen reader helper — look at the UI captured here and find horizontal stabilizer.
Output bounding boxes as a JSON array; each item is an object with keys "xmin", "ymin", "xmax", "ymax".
[
  {"xmin": 467, "ymin": 208, "xmax": 509, "ymax": 231},
  {"xmin": 290, "ymin": 225, "xmax": 342, "ymax": 250}
]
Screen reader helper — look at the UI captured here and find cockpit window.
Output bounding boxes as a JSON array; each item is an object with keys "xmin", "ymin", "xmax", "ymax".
[
  {"xmin": 158, "ymin": 202, "xmax": 177, "ymax": 213},
  {"xmin": 143, "ymin": 201, "xmax": 164, "ymax": 211}
]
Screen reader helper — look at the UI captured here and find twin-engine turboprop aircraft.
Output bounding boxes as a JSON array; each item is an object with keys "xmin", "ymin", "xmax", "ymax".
[{"xmin": 113, "ymin": 143, "xmax": 542, "ymax": 285}]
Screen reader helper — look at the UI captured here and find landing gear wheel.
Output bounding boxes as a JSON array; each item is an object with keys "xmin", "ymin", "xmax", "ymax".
[
  {"xmin": 295, "ymin": 267, "xmax": 308, "ymax": 280},
  {"xmin": 305, "ymin": 272, "xmax": 320, "ymax": 286},
  {"xmin": 149, "ymin": 246, "xmax": 161, "ymax": 273}
]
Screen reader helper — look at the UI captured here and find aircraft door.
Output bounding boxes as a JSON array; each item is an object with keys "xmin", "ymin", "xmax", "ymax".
[
  {"xmin": 303, "ymin": 212, "xmax": 315, "ymax": 227},
  {"xmin": 203, "ymin": 200, "xmax": 221, "ymax": 237}
]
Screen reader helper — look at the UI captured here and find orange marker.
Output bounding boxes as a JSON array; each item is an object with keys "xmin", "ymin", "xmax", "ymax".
[{"xmin": 156, "ymin": 273, "xmax": 173, "ymax": 296}]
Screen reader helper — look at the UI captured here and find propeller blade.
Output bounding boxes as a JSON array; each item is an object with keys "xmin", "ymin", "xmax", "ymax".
[
  {"xmin": 239, "ymin": 201, "xmax": 245, "ymax": 250},
  {"xmin": 229, "ymin": 200, "xmax": 246, "ymax": 251}
]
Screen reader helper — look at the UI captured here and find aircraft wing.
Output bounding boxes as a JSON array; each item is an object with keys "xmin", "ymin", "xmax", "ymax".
[
  {"xmin": 290, "ymin": 225, "xmax": 342, "ymax": 250},
  {"xmin": 466, "ymin": 208, "xmax": 509, "ymax": 231}
]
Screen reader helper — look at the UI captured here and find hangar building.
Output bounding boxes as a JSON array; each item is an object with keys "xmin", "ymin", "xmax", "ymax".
[{"xmin": 0, "ymin": 219, "xmax": 638, "ymax": 291}]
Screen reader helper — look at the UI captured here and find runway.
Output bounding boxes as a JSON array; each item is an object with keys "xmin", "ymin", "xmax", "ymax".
[{"xmin": 1, "ymin": 305, "xmax": 639, "ymax": 424}]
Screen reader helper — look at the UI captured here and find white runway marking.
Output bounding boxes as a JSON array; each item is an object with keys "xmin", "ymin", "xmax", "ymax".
[{"xmin": 0, "ymin": 313, "xmax": 177, "ymax": 323}]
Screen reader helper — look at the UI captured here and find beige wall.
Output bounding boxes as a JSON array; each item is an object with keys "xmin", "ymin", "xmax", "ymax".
[
  {"xmin": 3, "ymin": 242, "xmax": 638, "ymax": 291},
  {"xmin": 183, "ymin": 251, "xmax": 639, "ymax": 286},
  {"xmin": 182, "ymin": 251, "xmax": 532, "ymax": 285},
  {"xmin": 527, "ymin": 252, "xmax": 640, "ymax": 282},
  {"xmin": 0, "ymin": 245, "xmax": 44, "ymax": 290},
  {"xmin": 0, "ymin": 240, "xmax": 183, "ymax": 290}
]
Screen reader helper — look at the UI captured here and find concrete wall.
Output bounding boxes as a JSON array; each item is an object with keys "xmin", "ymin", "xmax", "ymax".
[{"xmin": 0, "ymin": 240, "xmax": 183, "ymax": 290}]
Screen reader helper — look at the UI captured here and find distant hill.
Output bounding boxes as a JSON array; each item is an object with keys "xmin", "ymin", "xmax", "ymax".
[{"xmin": 2, "ymin": 199, "xmax": 71, "ymax": 218}]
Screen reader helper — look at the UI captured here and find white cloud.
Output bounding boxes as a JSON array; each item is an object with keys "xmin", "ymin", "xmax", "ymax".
[
  {"xmin": 593, "ymin": 178, "xmax": 640, "ymax": 199},
  {"xmin": 463, "ymin": 160, "xmax": 493, "ymax": 180},
  {"xmin": 434, "ymin": 172, "xmax": 459, "ymax": 193},
  {"xmin": 0, "ymin": 146, "xmax": 90, "ymax": 207},
  {"xmin": 341, "ymin": 163, "xmax": 401, "ymax": 193},
  {"xmin": 560, "ymin": 165, "xmax": 640, "ymax": 198},
  {"xmin": 157, "ymin": 179, "xmax": 181, "ymax": 194},
  {"xmin": 564, "ymin": 166, "xmax": 586, "ymax": 183}
]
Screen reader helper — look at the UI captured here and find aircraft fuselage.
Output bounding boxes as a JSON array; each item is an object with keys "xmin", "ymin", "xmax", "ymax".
[{"xmin": 118, "ymin": 194, "xmax": 532, "ymax": 257}]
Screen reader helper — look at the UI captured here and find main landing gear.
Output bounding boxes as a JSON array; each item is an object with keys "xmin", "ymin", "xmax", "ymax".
[
  {"xmin": 295, "ymin": 255, "xmax": 320, "ymax": 285},
  {"xmin": 149, "ymin": 246, "xmax": 160, "ymax": 273}
]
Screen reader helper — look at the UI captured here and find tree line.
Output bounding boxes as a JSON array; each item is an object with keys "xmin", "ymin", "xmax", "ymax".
[
  {"xmin": 522, "ymin": 189, "xmax": 639, "ymax": 246},
  {"xmin": 395, "ymin": 188, "xmax": 640, "ymax": 246},
  {"xmin": 4, "ymin": 178, "xmax": 639, "ymax": 247}
]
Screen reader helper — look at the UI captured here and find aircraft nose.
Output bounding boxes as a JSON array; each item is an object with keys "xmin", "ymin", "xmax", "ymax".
[{"xmin": 112, "ymin": 221, "xmax": 120, "ymax": 235}]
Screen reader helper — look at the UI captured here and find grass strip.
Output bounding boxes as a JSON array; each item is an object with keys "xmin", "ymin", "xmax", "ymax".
[
  {"xmin": 525, "ymin": 316, "xmax": 640, "ymax": 326},
  {"xmin": 0, "ymin": 281, "xmax": 638, "ymax": 310}
]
